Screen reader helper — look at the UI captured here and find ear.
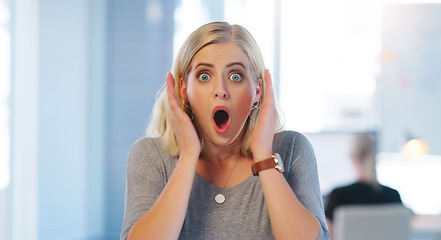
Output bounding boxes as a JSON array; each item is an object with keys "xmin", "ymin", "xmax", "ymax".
[
  {"xmin": 179, "ymin": 78, "xmax": 188, "ymax": 101},
  {"xmin": 254, "ymin": 78, "xmax": 262, "ymax": 103}
]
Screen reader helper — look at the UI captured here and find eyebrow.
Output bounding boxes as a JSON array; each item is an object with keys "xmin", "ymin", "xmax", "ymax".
[
  {"xmin": 194, "ymin": 63, "xmax": 214, "ymax": 69},
  {"xmin": 194, "ymin": 62, "xmax": 246, "ymax": 70},
  {"xmin": 227, "ymin": 62, "xmax": 246, "ymax": 69}
]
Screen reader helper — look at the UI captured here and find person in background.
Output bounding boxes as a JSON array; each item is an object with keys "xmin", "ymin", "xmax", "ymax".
[
  {"xmin": 120, "ymin": 21, "xmax": 330, "ymax": 239},
  {"xmin": 325, "ymin": 132, "xmax": 402, "ymax": 236}
]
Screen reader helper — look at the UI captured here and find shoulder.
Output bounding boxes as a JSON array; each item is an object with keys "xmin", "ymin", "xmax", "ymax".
[
  {"xmin": 274, "ymin": 130, "xmax": 312, "ymax": 150},
  {"xmin": 381, "ymin": 184, "xmax": 399, "ymax": 193},
  {"xmin": 274, "ymin": 130, "xmax": 318, "ymax": 173},
  {"xmin": 274, "ymin": 130, "xmax": 307, "ymax": 142},
  {"xmin": 128, "ymin": 137, "xmax": 160, "ymax": 163},
  {"xmin": 329, "ymin": 183, "xmax": 359, "ymax": 196},
  {"xmin": 274, "ymin": 130, "xmax": 315, "ymax": 158},
  {"xmin": 381, "ymin": 185, "xmax": 402, "ymax": 199},
  {"xmin": 130, "ymin": 136, "xmax": 163, "ymax": 152},
  {"xmin": 127, "ymin": 137, "xmax": 174, "ymax": 172}
]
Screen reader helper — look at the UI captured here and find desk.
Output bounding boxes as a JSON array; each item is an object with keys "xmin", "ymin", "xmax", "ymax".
[{"xmin": 412, "ymin": 215, "xmax": 441, "ymax": 240}]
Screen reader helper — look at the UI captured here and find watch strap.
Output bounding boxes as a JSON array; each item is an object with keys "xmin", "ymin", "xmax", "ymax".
[{"xmin": 252, "ymin": 155, "xmax": 278, "ymax": 176}]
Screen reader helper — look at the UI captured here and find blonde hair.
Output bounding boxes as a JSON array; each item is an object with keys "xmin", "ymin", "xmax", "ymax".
[{"xmin": 147, "ymin": 21, "xmax": 282, "ymax": 157}]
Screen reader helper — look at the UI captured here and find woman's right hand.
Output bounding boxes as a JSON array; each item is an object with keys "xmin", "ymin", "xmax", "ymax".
[
  {"xmin": 166, "ymin": 73, "xmax": 201, "ymax": 158},
  {"xmin": 127, "ymin": 74, "xmax": 201, "ymax": 240}
]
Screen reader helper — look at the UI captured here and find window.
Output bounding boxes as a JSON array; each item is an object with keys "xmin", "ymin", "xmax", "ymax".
[
  {"xmin": 279, "ymin": 0, "xmax": 380, "ymax": 132},
  {"xmin": 173, "ymin": 0, "xmax": 276, "ymax": 75}
]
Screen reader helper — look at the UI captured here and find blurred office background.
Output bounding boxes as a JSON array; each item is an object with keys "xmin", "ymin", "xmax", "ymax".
[{"xmin": 1, "ymin": 0, "xmax": 440, "ymax": 239}]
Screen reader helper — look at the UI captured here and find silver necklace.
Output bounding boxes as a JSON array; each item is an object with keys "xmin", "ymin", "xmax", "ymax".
[{"xmin": 206, "ymin": 159, "xmax": 239, "ymax": 204}]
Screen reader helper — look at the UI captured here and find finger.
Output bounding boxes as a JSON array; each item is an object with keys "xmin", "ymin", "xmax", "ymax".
[
  {"xmin": 166, "ymin": 73, "xmax": 180, "ymax": 111},
  {"xmin": 262, "ymin": 69, "xmax": 275, "ymax": 110},
  {"xmin": 264, "ymin": 69, "xmax": 274, "ymax": 98},
  {"xmin": 166, "ymin": 73, "xmax": 176, "ymax": 96}
]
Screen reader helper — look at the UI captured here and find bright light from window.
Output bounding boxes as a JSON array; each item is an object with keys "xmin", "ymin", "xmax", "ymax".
[
  {"xmin": 279, "ymin": 0, "xmax": 381, "ymax": 132},
  {"xmin": 0, "ymin": 1, "xmax": 10, "ymax": 190},
  {"xmin": 173, "ymin": 0, "xmax": 275, "ymax": 74},
  {"xmin": 377, "ymin": 153, "xmax": 441, "ymax": 215}
]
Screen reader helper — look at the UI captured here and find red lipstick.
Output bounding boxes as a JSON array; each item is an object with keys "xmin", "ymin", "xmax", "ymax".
[{"xmin": 212, "ymin": 106, "xmax": 230, "ymax": 134}]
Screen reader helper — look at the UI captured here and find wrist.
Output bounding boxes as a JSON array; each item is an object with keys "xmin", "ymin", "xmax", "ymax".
[
  {"xmin": 251, "ymin": 153, "xmax": 284, "ymax": 176},
  {"xmin": 253, "ymin": 152, "xmax": 273, "ymax": 163},
  {"xmin": 179, "ymin": 152, "xmax": 200, "ymax": 165}
]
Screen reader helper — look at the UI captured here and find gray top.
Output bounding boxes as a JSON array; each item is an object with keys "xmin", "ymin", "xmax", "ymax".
[{"xmin": 120, "ymin": 131, "xmax": 330, "ymax": 240}]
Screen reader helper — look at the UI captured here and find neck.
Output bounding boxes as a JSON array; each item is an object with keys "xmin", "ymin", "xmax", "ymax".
[
  {"xmin": 198, "ymin": 149, "xmax": 244, "ymax": 190},
  {"xmin": 357, "ymin": 169, "xmax": 378, "ymax": 185},
  {"xmin": 353, "ymin": 157, "xmax": 378, "ymax": 185},
  {"xmin": 202, "ymin": 140, "xmax": 243, "ymax": 165},
  {"xmin": 198, "ymin": 139, "xmax": 252, "ymax": 189},
  {"xmin": 200, "ymin": 150, "xmax": 243, "ymax": 169}
]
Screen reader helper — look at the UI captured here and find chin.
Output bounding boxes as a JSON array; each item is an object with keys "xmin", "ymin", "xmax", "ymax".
[{"xmin": 209, "ymin": 128, "xmax": 245, "ymax": 147}]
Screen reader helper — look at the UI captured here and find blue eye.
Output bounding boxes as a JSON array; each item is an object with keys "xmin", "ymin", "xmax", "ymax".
[
  {"xmin": 198, "ymin": 73, "xmax": 210, "ymax": 82},
  {"xmin": 230, "ymin": 73, "xmax": 242, "ymax": 82}
]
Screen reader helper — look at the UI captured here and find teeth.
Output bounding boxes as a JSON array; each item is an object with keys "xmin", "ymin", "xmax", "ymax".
[{"xmin": 214, "ymin": 110, "xmax": 229, "ymax": 128}]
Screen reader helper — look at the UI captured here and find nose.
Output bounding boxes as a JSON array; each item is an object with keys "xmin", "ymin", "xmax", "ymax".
[
  {"xmin": 215, "ymin": 89, "xmax": 228, "ymax": 99},
  {"xmin": 214, "ymin": 80, "xmax": 229, "ymax": 99}
]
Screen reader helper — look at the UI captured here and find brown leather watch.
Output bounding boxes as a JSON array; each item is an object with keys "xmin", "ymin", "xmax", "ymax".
[{"xmin": 251, "ymin": 153, "xmax": 284, "ymax": 176}]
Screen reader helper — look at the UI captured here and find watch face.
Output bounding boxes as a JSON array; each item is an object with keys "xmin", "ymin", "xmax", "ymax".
[{"xmin": 274, "ymin": 153, "xmax": 284, "ymax": 172}]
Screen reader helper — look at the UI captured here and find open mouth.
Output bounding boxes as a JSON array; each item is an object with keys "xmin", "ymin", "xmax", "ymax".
[{"xmin": 213, "ymin": 107, "xmax": 230, "ymax": 134}]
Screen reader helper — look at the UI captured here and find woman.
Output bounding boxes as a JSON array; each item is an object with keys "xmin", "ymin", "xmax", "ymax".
[{"xmin": 121, "ymin": 21, "xmax": 330, "ymax": 240}]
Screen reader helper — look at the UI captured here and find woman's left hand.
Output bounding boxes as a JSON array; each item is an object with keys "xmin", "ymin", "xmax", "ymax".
[{"xmin": 250, "ymin": 69, "xmax": 277, "ymax": 161}]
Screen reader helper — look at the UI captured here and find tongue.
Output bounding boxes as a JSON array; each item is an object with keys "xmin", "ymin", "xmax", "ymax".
[{"xmin": 214, "ymin": 110, "xmax": 229, "ymax": 133}]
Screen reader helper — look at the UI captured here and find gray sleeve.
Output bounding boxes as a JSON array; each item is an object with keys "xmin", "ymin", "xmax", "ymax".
[
  {"xmin": 120, "ymin": 137, "xmax": 171, "ymax": 240},
  {"xmin": 275, "ymin": 131, "xmax": 331, "ymax": 239}
]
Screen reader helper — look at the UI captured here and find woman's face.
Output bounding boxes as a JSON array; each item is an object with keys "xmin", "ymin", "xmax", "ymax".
[{"xmin": 181, "ymin": 42, "xmax": 262, "ymax": 148}]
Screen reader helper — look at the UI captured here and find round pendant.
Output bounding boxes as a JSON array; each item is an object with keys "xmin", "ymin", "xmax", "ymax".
[{"xmin": 215, "ymin": 193, "xmax": 226, "ymax": 204}]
